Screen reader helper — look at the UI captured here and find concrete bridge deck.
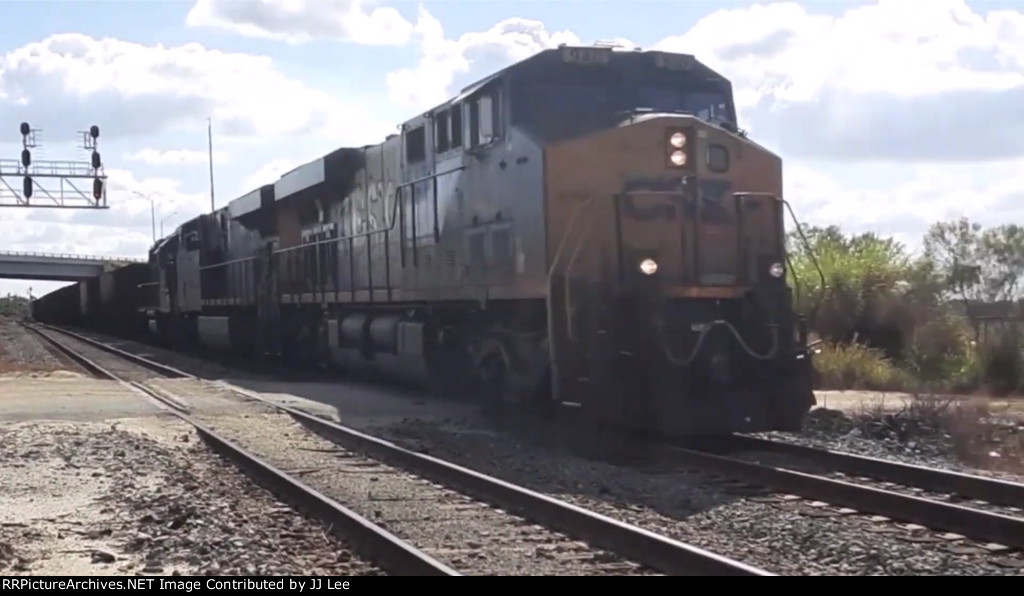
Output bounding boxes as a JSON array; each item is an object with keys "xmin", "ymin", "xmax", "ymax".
[{"xmin": 0, "ymin": 250, "xmax": 144, "ymax": 281}]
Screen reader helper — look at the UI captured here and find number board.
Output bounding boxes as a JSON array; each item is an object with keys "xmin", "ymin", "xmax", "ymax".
[
  {"xmin": 561, "ymin": 47, "xmax": 611, "ymax": 65},
  {"xmin": 654, "ymin": 53, "xmax": 696, "ymax": 71}
]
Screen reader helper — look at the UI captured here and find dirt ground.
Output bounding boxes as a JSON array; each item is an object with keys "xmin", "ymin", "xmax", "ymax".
[{"xmin": 814, "ymin": 390, "xmax": 1024, "ymax": 420}]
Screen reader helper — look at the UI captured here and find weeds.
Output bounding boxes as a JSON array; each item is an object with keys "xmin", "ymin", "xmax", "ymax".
[{"xmin": 788, "ymin": 221, "xmax": 1023, "ymax": 396}]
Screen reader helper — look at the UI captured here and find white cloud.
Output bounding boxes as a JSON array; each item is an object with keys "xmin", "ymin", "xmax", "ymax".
[
  {"xmin": 386, "ymin": 10, "xmax": 584, "ymax": 109},
  {"xmin": 0, "ymin": 33, "xmax": 383, "ymax": 142},
  {"xmin": 186, "ymin": 0, "xmax": 415, "ymax": 46},
  {"xmin": 653, "ymin": 0, "xmax": 1024, "ymax": 161},
  {"xmin": 784, "ymin": 158, "xmax": 1024, "ymax": 250},
  {"xmin": 240, "ymin": 158, "xmax": 303, "ymax": 195},
  {"xmin": 381, "ymin": 1, "xmax": 1024, "ymax": 160},
  {"xmin": 123, "ymin": 148, "xmax": 229, "ymax": 166}
]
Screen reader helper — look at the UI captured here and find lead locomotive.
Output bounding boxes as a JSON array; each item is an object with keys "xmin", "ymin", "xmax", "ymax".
[{"xmin": 138, "ymin": 45, "xmax": 818, "ymax": 437}]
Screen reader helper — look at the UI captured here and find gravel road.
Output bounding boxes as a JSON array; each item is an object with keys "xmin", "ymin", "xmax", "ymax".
[{"xmin": 0, "ymin": 416, "xmax": 383, "ymax": 576}]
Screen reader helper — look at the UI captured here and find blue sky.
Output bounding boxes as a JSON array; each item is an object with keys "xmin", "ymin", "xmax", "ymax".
[{"xmin": 1, "ymin": 0, "xmax": 1023, "ymax": 296}]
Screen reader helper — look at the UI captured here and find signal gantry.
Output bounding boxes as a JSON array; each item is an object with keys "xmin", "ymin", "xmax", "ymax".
[{"xmin": 0, "ymin": 122, "xmax": 108, "ymax": 209}]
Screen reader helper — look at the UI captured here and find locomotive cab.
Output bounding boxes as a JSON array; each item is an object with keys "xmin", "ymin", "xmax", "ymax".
[{"xmin": 511, "ymin": 46, "xmax": 817, "ymax": 435}]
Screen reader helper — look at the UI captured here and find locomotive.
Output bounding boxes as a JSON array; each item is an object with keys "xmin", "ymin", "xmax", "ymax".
[{"xmin": 136, "ymin": 45, "xmax": 818, "ymax": 437}]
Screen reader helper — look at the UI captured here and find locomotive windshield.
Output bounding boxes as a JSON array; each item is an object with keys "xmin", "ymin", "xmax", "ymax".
[{"xmin": 510, "ymin": 65, "xmax": 736, "ymax": 141}]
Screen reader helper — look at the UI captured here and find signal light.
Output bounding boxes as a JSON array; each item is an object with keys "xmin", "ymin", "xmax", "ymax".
[
  {"xmin": 93, "ymin": 177, "xmax": 103, "ymax": 199},
  {"xmin": 91, "ymin": 151, "xmax": 101, "ymax": 170},
  {"xmin": 21, "ymin": 149, "xmax": 31, "ymax": 167},
  {"xmin": 89, "ymin": 125, "xmax": 100, "ymax": 139},
  {"xmin": 23, "ymin": 176, "xmax": 32, "ymax": 198},
  {"xmin": 20, "ymin": 122, "xmax": 30, "ymax": 136}
]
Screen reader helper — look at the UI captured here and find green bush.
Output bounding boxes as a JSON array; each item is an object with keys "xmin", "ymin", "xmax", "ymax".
[
  {"xmin": 978, "ymin": 329, "xmax": 1023, "ymax": 396},
  {"xmin": 791, "ymin": 218, "xmax": 1022, "ymax": 395},
  {"xmin": 902, "ymin": 308, "xmax": 977, "ymax": 389}
]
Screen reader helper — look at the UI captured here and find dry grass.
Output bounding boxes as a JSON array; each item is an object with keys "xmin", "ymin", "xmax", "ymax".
[{"xmin": 814, "ymin": 343, "xmax": 916, "ymax": 392}]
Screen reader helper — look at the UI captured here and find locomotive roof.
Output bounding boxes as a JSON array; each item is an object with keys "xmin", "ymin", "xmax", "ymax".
[
  {"xmin": 217, "ymin": 46, "xmax": 726, "ymax": 215},
  {"xmin": 442, "ymin": 46, "xmax": 727, "ymax": 112},
  {"xmin": 272, "ymin": 147, "xmax": 364, "ymax": 203}
]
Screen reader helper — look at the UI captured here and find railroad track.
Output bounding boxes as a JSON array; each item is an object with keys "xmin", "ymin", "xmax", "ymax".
[
  {"xmin": 24, "ymin": 322, "xmax": 770, "ymax": 576},
  {"xmin": 727, "ymin": 434, "xmax": 1024, "ymax": 509},
  {"xmin": 660, "ymin": 437, "xmax": 1024, "ymax": 552}
]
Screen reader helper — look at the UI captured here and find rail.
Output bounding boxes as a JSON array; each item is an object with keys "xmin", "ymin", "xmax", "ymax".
[
  {"xmin": 23, "ymin": 323, "xmax": 456, "ymax": 576},
  {"xmin": 30, "ymin": 323, "xmax": 774, "ymax": 577},
  {"xmin": 0, "ymin": 249, "xmax": 145, "ymax": 263}
]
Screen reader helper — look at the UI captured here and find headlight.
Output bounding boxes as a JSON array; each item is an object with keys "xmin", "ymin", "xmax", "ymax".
[
  {"xmin": 639, "ymin": 258, "xmax": 658, "ymax": 275},
  {"xmin": 769, "ymin": 262, "xmax": 785, "ymax": 278},
  {"xmin": 669, "ymin": 132, "xmax": 686, "ymax": 148},
  {"xmin": 669, "ymin": 150, "xmax": 686, "ymax": 166}
]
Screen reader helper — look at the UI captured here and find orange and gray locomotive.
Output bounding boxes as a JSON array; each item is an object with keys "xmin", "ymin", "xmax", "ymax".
[{"xmin": 136, "ymin": 45, "xmax": 817, "ymax": 437}]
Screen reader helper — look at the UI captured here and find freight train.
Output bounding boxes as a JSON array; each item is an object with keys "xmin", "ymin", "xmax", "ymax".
[{"xmin": 34, "ymin": 45, "xmax": 821, "ymax": 437}]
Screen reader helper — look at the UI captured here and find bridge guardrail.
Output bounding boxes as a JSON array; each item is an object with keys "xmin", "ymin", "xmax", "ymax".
[{"xmin": 0, "ymin": 250, "xmax": 145, "ymax": 263}]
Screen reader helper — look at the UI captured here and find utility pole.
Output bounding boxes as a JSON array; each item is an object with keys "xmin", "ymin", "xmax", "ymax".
[
  {"xmin": 131, "ymin": 191, "xmax": 157, "ymax": 243},
  {"xmin": 207, "ymin": 117, "xmax": 216, "ymax": 213}
]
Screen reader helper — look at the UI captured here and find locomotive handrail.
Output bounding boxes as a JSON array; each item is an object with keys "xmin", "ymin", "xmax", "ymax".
[
  {"xmin": 546, "ymin": 196, "xmax": 597, "ymax": 349},
  {"xmin": 563, "ymin": 211, "xmax": 599, "ymax": 343},
  {"xmin": 779, "ymin": 198, "xmax": 827, "ymax": 320},
  {"xmin": 199, "ymin": 256, "xmax": 258, "ymax": 271},
  {"xmin": 271, "ymin": 165, "xmax": 467, "ymax": 255}
]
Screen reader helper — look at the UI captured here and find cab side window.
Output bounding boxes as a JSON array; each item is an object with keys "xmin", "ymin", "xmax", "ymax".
[
  {"xmin": 406, "ymin": 125, "xmax": 426, "ymax": 164},
  {"xmin": 465, "ymin": 88, "xmax": 501, "ymax": 149},
  {"xmin": 435, "ymin": 111, "xmax": 450, "ymax": 153},
  {"xmin": 434, "ymin": 106, "xmax": 464, "ymax": 155}
]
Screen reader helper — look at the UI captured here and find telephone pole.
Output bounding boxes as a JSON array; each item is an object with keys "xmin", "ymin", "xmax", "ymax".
[{"xmin": 207, "ymin": 117, "xmax": 216, "ymax": 212}]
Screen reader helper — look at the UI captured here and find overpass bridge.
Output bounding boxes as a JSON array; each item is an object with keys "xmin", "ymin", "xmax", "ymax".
[{"xmin": 0, "ymin": 250, "xmax": 145, "ymax": 281}]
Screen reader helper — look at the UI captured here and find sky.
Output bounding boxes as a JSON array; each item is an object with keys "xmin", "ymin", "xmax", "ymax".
[{"xmin": 1, "ymin": 0, "xmax": 1022, "ymax": 297}]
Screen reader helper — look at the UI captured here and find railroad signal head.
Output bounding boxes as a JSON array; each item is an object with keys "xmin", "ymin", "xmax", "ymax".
[
  {"xmin": 93, "ymin": 177, "xmax": 104, "ymax": 199},
  {"xmin": 90, "ymin": 125, "xmax": 100, "ymax": 139},
  {"xmin": 91, "ymin": 151, "xmax": 102, "ymax": 170},
  {"xmin": 23, "ymin": 176, "xmax": 32, "ymax": 198},
  {"xmin": 20, "ymin": 122, "xmax": 30, "ymax": 136},
  {"xmin": 21, "ymin": 148, "xmax": 31, "ymax": 167}
]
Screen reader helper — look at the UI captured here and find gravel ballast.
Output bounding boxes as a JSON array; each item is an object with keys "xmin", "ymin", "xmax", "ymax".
[
  {"xmin": 40, "ymin": 327, "xmax": 1024, "ymax": 575},
  {"xmin": 0, "ymin": 319, "xmax": 78, "ymax": 376},
  {"xmin": 147, "ymin": 378, "xmax": 659, "ymax": 576},
  {"xmin": 752, "ymin": 406, "xmax": 1024, "ymax": 482},
  {"xmin": 367, "ymin": 416, "xmax": 1024, "ymax": 576},
  {"xmin": 0, "ymin": 416, "xmax": 383, "ymax": 576}
]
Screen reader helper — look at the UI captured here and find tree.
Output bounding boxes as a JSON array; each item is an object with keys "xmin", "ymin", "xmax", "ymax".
[{"xmin": 924, "ymin": 218, "xmax": 1024, "ymax": 307}]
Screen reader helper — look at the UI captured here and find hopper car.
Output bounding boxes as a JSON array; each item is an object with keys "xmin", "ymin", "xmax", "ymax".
[
  {"xmin": 38, "ymin": 45, "xmax": 822, "ymax": 437},
  {"xmin": 31, "ymin": 262, "xmax": 149, "ymax": 338}
]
